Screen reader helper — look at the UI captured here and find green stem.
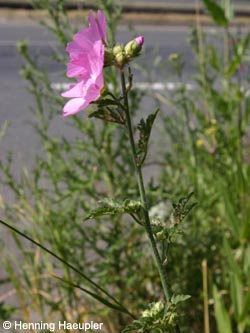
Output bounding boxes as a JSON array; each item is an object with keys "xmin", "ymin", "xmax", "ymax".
[{"xmin": 119, "ymin": 68, "xmax": 170, "ymax": 302}]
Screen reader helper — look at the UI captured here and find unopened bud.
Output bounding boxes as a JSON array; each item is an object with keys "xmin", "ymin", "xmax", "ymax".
[
  {"xmin": 168, "ymin": 53, "xmax": 180, "ymax": 62},
  {"xmin": 115, "ymin": 51, "xmax": 126, "ymax": 68},
  {"xmin": 113, "ymin": 44, "xmax": 123, "ymax": 56},
  {"xmin": 17, "ymin": 40, "xmax": 28, "ymax": 55},
  {"xmin": 124, "ymin": 35, "xmax": 144, "ymax": 59}
]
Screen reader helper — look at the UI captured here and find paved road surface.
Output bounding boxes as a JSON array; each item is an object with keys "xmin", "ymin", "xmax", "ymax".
[{"xmin": 121, "ymin": 0, "xmax": 250, "ymax": 4}]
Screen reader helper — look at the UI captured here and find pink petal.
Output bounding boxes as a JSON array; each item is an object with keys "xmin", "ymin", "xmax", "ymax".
[
  {"xmin": 61, "ymin": 81, "xmax": 84, "ymax": 98},
  {"xmin": 85, "ymin": 81, "xmax": 102, "ymax": 102},
  {"xmin": 67, "ymin": 62, "xmax": 86, "ymax": 78},
  {"xmin": 66, "ymin": 41, "xmax": 83, "ymax": 58},
  {"xmin": 135, "ymin": 35, "xmax": 144, "ymax": 47},
  {"xmin": 94, "ymin": 71, "xmax": 104, "ymax": 89},
  {"xmin": 61, "ymin": 10, "xmax": 107, "ymax": 116},
  {"xmin": 87, "ymin": 10, "xmax": 100, "ymax": 41},
  {"xmin": 88, "ymin": 41, "xmax": 104, "ymax": 77},
  {"xmin": 74, "ymin": 33, "xmax": 93, "ymax": 51},
  {"xmin": 97, "ymin": 10, "xmax": 107, "ymax": 41},
  {"xmin": 62, "ymin": 98, "xmax": 88, "ymax": 117}
]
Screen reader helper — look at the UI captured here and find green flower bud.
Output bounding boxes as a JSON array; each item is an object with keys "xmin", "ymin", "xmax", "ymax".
[
  {"xmin": 124, "ymin": 35, "xmax": 144, "ymax": 59},
  {"xmin": 115, "ymin": 51, "xmax": 127, "ymax": 68},
  {"xmin": 168, "ymin": 53, "xmax": 180, "ymax": 62},
  {"xmin": 113, "ymin": 44, "xmax": 123, "ymax": 56},
  {"xmin": 17, "ymin": 40, "xmax": 28, "ymax": 55}
]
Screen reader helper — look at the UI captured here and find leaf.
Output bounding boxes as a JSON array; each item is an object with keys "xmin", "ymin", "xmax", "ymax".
[
  {"xmin": 223, "ymin": 239, "xmax": 242, "ymax": 277},
  {"xmin": 202, "ymin": 0, "xmax": 229, "ymax": 26},
  {"xmin": 0, "ymin": 219, "xmax": 128, "ymax": 314},
  {"xmin": 222, "ymin": 0, "xmax": 234, "ymax": 21},
  {"xmin": 52, "ymin": 275, "xmax": 126, "ymax": 313},
  {"xmin": 227, "ymin": 35, "xmax": 250, "ymax": 77},
  {"xmin": 88, "ymin": 106, "xmax": 125, "ymax": 125},
  {"xmin": 213, "ymin": 285, "xmax": 232, "ymax": 333},
  {"xmin": 170, "ymin": 192, "xmax": 197, "ymax": 225},
  {"xmin": 96, "ymin": 98, "xmax": 121, "ymax": 107},
  {"xmin": 0, "ymin": 120, "xmax": 10, "ymax": 144},
  {"xmin": 84, "ymin": 198, "xmax": 141, "ymax": 221},
  {"xmin": 171, "ymin": 294, "xmax": 191, "ymax": 305},
  {"xmin": 239, "ymin": 292, "xmax": 250, "ymax": 326},
  {"xmin": 122, "ymin": 320, "xmax": 142, "ymax": 333},
  {"xmin": 137, "ymin": 108, "xmax": 160, "ymax": 166},
  {"xmin": 230, "ymin": 272, "xmax": 243, "ymax": 320}
]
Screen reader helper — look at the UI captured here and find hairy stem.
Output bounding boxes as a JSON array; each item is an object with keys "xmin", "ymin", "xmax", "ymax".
[{"xmin": 119, "ymin": 68, "xmax": 170, "ymax": 302}]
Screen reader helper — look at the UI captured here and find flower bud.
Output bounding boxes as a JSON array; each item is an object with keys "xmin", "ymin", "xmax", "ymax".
[
  {"xmin": 17, "ymin": 40, "xmax": 28, "ymax": 55},
  {"xmin": 124, "ymin": 35, "xmax": 144, "ymax": 59},
  {"xmin": 113, "ymin": 44, "xmax": 123, "ymax": 56},
  {"xmin": 115, "ymin": 51, "xmax": 127, "ymax": 68},
  {"xmin": 168, "ymin": 53, "xmax": 180, "ymax": 62}
]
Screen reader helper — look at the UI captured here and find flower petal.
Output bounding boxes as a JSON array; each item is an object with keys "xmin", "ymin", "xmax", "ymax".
[
  {"xmin": 61, "ymin": 81, "xmax": 84, "ymax": 98},
  {"xmin": 84, "ymin": 80, "xmax": 103, "ymax": 102},
  {"xmin": 62, "ymin": 98, "xmax": 88, "ymax": 117},
  {"xmin": 86, "ymin": 40, "xmax": 104, "ymax": 78},
  {"xmin": 67, "ymin": 62, "xmax": 86, "ymax": 78},
  {"xmin": 61, "ymin": 10, "xmax": 106, "ymax": 116},
  {"xmin": 97, "ymin": 10, "xmax": 107, "ymax": 41}
]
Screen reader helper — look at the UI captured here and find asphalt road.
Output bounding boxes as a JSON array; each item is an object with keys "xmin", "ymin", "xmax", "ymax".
[
  {"xmin": 2, "ymin": 0, "xmax": 250, "ymax": 7},
  {"xmin": 119, "ymin": 0, "xmax": 250, "ymax": 6}
]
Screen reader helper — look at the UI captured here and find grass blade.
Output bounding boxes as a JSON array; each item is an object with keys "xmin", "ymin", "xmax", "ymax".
[{"xmin": 0, "ymin": 219, "xmax": 133, "ymax": 317}]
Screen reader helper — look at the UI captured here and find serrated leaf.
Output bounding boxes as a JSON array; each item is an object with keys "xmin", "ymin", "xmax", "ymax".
[
  {"xmin": 202, "ymin": 0, "xmax": 229, "ymax": 26},
  {"xmin": 88, "ymin": 106, "xmax": 125, "ymax": 125},
  {"xmin": 123, "ymin": 199, "xmax": 142, "ymax": 213},
  {"xmin": 170, "ymin": 192, "xmax": 196, "ymax": 224},
  {"xmin": 137, "ymin": 108, "xmax": 159, "ymax": 166},
  {"xmin": 96, "ymin": 98, "xmax": 120, "ymax": 107},
  {"xmin": 84, "ymin": 198, "xmax": 141, "ymax": 221},
  {"xmin": 171, "ymin": 294, "xmax": 191, "ymax": 305},
  {"xmin": 122, "ymin": 320, "xmax": 142, "ymax": 333}
]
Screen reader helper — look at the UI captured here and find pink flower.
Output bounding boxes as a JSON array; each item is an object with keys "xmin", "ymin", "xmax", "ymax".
[{"xmin": 61, "ymin": 10, "xmax": 106, "ymax": 117}]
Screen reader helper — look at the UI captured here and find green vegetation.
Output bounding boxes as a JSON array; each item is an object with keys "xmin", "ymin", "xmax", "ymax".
[{"xmin": 0, "ymin": 0, "xmax": 249, "ymax": 332}]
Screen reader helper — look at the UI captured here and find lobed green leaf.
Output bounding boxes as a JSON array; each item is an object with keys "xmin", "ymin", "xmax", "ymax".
[
  {"xmin": 84, "ymin": 198, "xmax": 141, "ymax": 221},
  {"xmin": 136, "ymin": 108, "xmax": 160, "ymax": 166}
]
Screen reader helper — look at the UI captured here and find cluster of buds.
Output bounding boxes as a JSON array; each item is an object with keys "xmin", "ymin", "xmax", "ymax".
[{"xmin": 104, "ymin": 36, "xmax": 144, "ymax": 68}]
